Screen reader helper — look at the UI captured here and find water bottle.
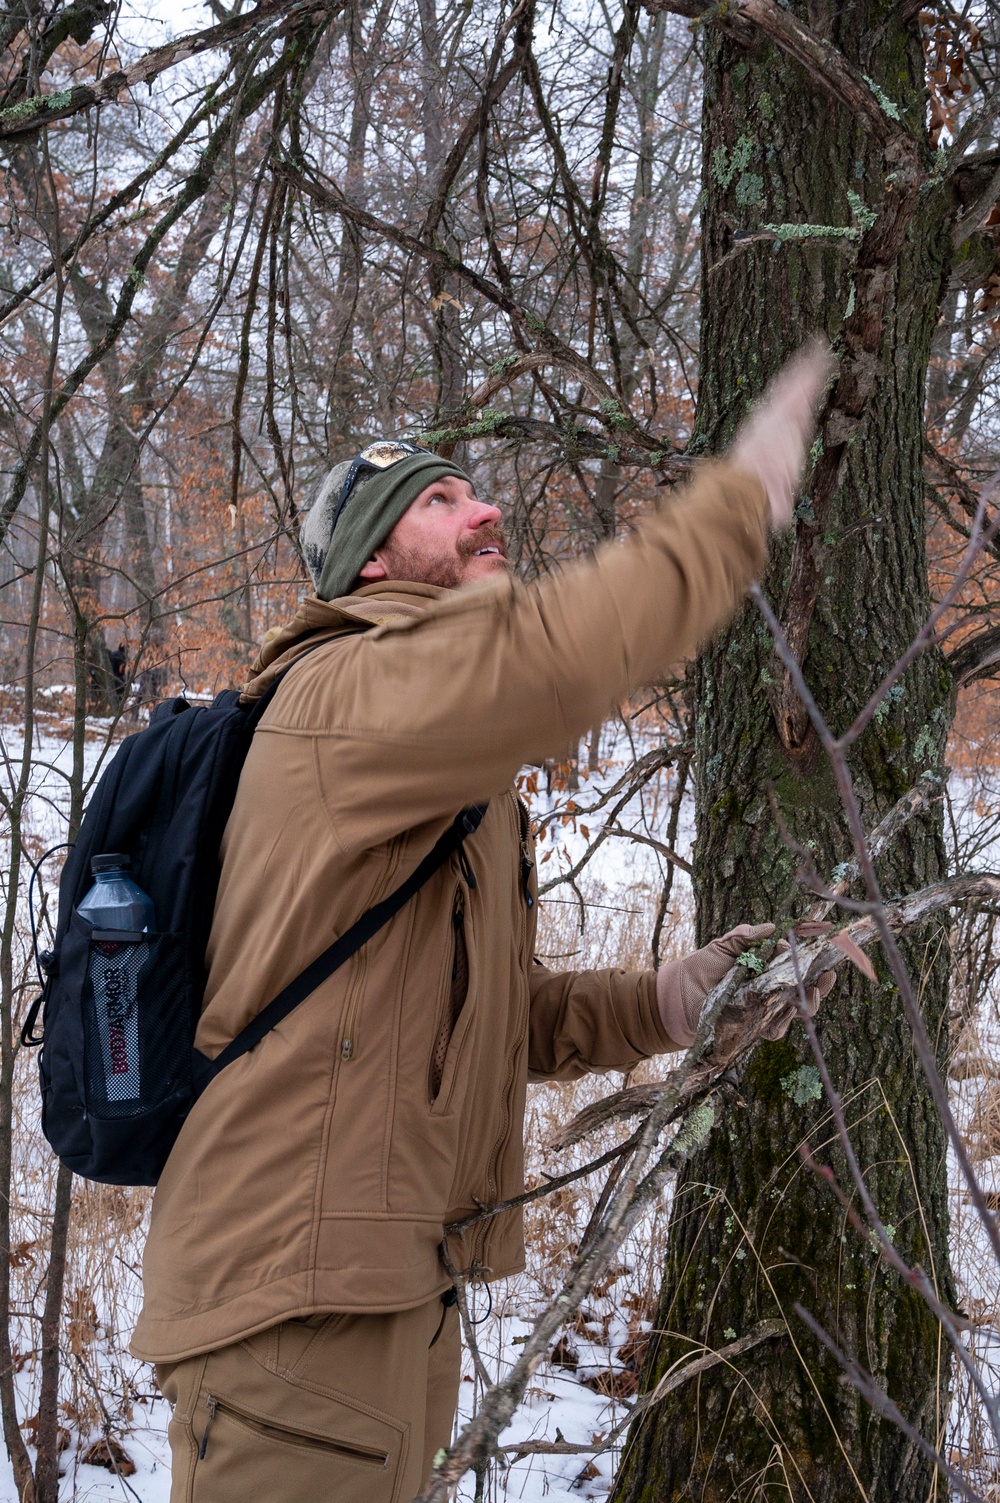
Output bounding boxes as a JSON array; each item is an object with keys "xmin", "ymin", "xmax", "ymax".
[{"xmin": 77, "ymin": 855, "xmax": 155, "ymax": 1104}]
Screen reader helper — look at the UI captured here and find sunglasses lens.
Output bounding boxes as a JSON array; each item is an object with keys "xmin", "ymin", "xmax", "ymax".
[
  {"xmin": 357, "ymin": 441, "xmax": 425, "ymax": 469},
  {"xmin": 331, "ymin": 440, "xmax": 432, "ymax": 532}
]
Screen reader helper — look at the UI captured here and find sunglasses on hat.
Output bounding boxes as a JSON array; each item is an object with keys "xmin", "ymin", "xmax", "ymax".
[{"xmin": 330, "ymin": 440, "xmax": 433, "ymax": 534}]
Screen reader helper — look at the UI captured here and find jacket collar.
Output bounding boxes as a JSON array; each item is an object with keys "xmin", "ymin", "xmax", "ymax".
[{"xmin": 243, "ymin": 581, "xmax": 447, "ymax": 700}]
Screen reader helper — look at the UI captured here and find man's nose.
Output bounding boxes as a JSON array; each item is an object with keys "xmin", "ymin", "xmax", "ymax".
[{"xmin": 469, "ymin": 499, "xmax": 503, "ymax": 528}]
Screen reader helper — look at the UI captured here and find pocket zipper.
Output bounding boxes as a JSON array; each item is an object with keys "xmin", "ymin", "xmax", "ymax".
[
  {"xmin": 198, "ymin": 1393, "xmax": 388, "ymax": 1467},
  {"xmin": 429, "ymin": 886, "xmax": 467, "ymax": 1103},
  {"xmin": 339, "ymin": 839, "xmax": 409, "ymax": 1061}
]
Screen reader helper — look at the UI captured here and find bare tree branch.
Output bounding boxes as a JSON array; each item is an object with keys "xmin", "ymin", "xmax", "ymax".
[
  {"xmin": 643, "ymin": 0, "xmax": 923, "ymax": 152},
  {"xmin": 0, "ymin": 0, "xmax": 324, "ymax": 142}
]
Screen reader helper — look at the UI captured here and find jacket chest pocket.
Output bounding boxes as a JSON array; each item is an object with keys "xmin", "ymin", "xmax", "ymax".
[{"xmin": 428, "ymin": 884, "xmax": 473, "ymax": 1110}]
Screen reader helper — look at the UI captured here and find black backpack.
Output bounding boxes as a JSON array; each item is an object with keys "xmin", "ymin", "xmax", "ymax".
[{"xmin": 23, "ymin": 644, "xmax": 485, "ymax": 1186}]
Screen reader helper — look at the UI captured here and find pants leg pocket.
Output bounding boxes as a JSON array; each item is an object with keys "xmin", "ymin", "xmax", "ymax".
[
  {"xmin": 193, "ymin": 1354, "xmax": 407, "ymax": 1503},
  {"xmin": 156, "ymin": 1357, "xmax": 207, "ymax": 1503}
]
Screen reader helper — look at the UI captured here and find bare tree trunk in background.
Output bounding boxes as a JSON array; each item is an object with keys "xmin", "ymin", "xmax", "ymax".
[
  {"xmin": 614, "ymin": 8, "xmax": 956, "ymax": 1500},
  {"xmin": 32, "ymin": 1166, "xmax": 71, "ymax": 1503},
  {"xmin": 0, "ymin": 807, "xmax": 37, "ymax": 1503},
  {"xmin": 324, "ymin": 1, "xmax": 393, "ymax": 450},
  {"xmin": 69, "ymin": 174, "xmax": 231, "ymax": 701},
  {"xmin": 592, "ymin": 11, "xmax": 665, "ymax": 540},
  {"xmin": 418, "ymin": 0, "xmax": 467, "ymax": 426},
  {"xmin": 33, "ymin": 511, "xmax": 106, "ymax": 1503},
  {"xmin": 0, "ymin": 250, "xmax": 67, "ymax": 1499}
]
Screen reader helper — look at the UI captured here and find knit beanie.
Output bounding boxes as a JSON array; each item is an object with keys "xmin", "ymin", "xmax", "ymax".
[{"xmin": 301, "ymin": 445, "xmax": 475, "ymax": 602}]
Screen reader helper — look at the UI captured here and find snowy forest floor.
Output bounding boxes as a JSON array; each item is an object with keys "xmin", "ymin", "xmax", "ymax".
[{"xmin": 2, "ymin": 696, "xmax": 1000, "ymax": 1501}]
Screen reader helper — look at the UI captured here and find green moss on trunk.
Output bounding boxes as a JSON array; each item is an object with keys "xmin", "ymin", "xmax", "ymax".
[{"xmin": 613, "ymin": 6, "xmax": 954, "ymax": 1500}]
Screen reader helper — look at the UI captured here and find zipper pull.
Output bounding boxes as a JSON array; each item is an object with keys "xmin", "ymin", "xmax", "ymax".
[
  {"xmin": 458, "ymin": 845, "xmax": 477, "ymax": 889},
  {"xmin": 516, "ymin": 797, "xmax": 535, "ymax": 909},
  {"xmin": 520, "ymin": 840, "xmax": 535, "ymax": 909},
  {"xmin": 199, "ymin": 1395, "xmax": 218, "ymax": 1460},
  {"xmin": 342, "ymin": 1037, "xmax": 352, "ymax": 1061}
]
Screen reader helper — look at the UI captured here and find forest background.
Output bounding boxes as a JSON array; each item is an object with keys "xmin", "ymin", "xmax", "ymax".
[{"xmin": 1, "ymin": 0, "xmax": 1000, "ymax": 1500}]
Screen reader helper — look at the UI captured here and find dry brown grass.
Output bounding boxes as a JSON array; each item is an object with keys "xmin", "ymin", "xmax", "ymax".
[{"xmin": 11, "ymin": 837, "xmax": 1000, "ymax": 1500}]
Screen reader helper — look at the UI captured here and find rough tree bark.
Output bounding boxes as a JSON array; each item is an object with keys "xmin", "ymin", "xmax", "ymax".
[{"xmin": 614, "ymin": 8, "xmax": 956, "ymax": 1501}]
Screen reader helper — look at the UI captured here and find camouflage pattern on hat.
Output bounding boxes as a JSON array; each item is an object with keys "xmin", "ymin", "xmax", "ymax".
[{"xmin": 301, "ymin": 459, "xmax": 353, "ymax": 589}]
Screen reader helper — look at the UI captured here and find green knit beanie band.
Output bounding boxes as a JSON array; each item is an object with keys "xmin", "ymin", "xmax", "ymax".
[{"xmin": 301, "ymin": 450, "xmax": 474, "ymax": 602}]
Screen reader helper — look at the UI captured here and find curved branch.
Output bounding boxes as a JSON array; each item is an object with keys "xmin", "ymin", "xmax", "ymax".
[
  {"xmin": 0, "ymin": 0, "xmax": 318, "ymax": 142},
  {"xmin": 469, "ymin": 352, "xmax": 607, "ymax": 410},
  {"xmin": 947, "ymin": 624, "xmax": 1000, "ymax": 686}
]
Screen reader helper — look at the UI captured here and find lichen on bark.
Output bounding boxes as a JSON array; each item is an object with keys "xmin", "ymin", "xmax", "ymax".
[{"xmin": 612, "ymin": 5, "xmax": 955, "ymax": 1500}]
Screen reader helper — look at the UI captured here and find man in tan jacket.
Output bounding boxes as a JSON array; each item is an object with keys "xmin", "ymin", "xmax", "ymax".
[{"xmin": 137, "ymin": 349, "xmax": 834, "ymax": 1502}]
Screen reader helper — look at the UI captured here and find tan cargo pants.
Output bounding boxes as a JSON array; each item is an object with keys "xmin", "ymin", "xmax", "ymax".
[{"xmin": 156, "ymin": 1296, "xmax": 461, "ymax": 1503}]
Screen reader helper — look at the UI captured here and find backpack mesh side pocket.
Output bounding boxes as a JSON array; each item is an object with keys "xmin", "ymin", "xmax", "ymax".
[{"xmin": 82, "ymin": 931, "xmax": 189, "ymax": 1121}]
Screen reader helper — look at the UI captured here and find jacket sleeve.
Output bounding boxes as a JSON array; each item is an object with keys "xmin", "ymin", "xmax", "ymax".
[
  {"xmin": 527, "ymin": 962, "xmax": 685, "ymax": 1081},
  {"xmin": 270, "ymin": 462, "xmax": 769, "ymax": 852}
]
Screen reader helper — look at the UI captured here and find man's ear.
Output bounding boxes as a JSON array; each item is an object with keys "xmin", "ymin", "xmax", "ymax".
[{"xmin": 358, "ymin": 553, "xmax": 388, "ymax": 581}]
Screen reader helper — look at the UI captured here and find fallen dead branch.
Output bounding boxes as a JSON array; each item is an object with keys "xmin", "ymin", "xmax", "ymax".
[
  {"xmin": 500, "ymin": 1318, "xmax": 784, "ymax": 1462},
  {"xmin": 427, "ymin": 777, "xmax": 998, "ymax": 1501},
  {"xmin": 546, "ymin": 870, "xmax": 996, "ymax": 1154}
]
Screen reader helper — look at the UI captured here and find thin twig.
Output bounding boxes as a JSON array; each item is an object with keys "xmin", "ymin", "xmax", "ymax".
[
  {"xmin": 499, "ymin": 1319, "xmax": 783, "ymax": 1460},
  {"xmin": 794, "ymin": 1306, "xmax": 986, "ymax": 1503},
  {"xmin": 751, "ymin": 582, "xmax": 1000, "ymax": 1277}
]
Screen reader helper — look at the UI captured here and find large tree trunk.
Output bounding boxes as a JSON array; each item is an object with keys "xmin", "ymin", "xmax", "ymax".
[{"xmin": 614, "ymin": 8, "xmax": 956, "ymax": 1502}]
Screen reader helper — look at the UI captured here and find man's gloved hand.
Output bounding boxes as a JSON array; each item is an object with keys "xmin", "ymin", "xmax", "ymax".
[
  {"xmin": 728, "ymin": 338, "xmax": 835, "ymax": 531},
  {"xmin": 656, "ymin": 922, "xmax": 837, "ymax": 1048},
  {"xmin": 657, "ymin": 924, "xmax": 774, "ymax": 1047}
]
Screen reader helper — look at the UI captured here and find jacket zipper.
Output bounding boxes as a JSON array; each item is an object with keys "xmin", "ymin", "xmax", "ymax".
[
  {"xmin": 341, "ymin": 838, "xmax": 405, "ymax": 1062},
  {"xmin": 198, "ymin": 1392, "xmax": 388, "ymax": 1467},
  {"xmin": 430, "ymin": 883, "xmax": 468, "ymax": 1103},
  {"xmin": 199, "ymin": 1395, "xmax": 217, "ymax": 1459},
  {"xmin": 453, "ymin": 885, "xmax": 466, "ymax": 964},
  {"xmin": 515, "ymin": 795, "xmax": 535, "ymax": 909}
]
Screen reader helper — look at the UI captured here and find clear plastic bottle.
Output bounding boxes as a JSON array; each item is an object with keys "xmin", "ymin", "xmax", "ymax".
[
  {"xmin": 77, "ymin": 855, "xmax": 155, "ymax": 1104},
  {"xmin": 77, "ymin": 854, "xmax": 155, "ymax": 934}
]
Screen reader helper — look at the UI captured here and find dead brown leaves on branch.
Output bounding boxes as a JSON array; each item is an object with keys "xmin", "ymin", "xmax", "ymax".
[{"xmin": 920, "ymin": 9, "xmax": 981, "ymax": 148}]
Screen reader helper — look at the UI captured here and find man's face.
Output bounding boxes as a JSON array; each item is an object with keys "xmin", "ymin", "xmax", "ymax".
[{"xmin": 358, "ymin": 474, "xmax": 510, "ymax": 590}]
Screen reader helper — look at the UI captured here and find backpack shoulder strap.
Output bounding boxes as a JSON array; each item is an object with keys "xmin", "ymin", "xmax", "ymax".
[{"xmin": 192, "ymin": 803, "xmax": 489, "ymax": 1096}]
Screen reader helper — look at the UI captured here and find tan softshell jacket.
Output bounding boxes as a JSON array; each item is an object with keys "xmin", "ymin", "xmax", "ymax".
[{"xmin": 132, "ymin": 462, "xmax": 768, "ymax": 1363}]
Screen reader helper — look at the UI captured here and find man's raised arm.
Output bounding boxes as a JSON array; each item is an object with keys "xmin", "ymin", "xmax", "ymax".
[{"xmin": 288, "ymin": 344, "xmax": 833, "ymax": 848}]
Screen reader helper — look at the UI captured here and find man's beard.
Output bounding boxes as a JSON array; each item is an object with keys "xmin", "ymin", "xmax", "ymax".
[{"xmin": 380, "ymin": 526, "xmax": 510, "ymax": 589}]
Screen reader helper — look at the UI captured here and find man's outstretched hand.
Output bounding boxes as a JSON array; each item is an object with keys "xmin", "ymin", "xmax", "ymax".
[
  {"xmin": 657, "ymin": 923, "xmax": 836, "ymax": 1049},
  {"xmin": 728, "ymin": 338, "xmax": 835, "ymax": 531}
]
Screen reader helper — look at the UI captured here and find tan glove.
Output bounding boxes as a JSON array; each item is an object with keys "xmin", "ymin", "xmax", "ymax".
[
  {"xmin": 657, "ymin": 924, "xmax": 774, "ymax": 1047},
  {"xmin": 728, "ymin": 339, "xmax": 834, "ymax": 531},
  {"xmin": 760, "ymin": 921, "xmax": 838, "ymax": 1041},
  {"xmin": 657, "ymin": 923, "xmax": 837, "ymax": 1048},
  {"xmin": 757, "ymin": 966, "xmax": 837, "ymax": 1042}
]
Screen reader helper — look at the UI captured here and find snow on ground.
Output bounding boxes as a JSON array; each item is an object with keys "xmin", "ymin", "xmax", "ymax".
[
  {"xmin": 0, "ymin": 705, "xmax": 673, "ymax": 1501},
  {"xmin": 3, "ymin": 702, "xmax": 1000, "ymax": 1498}
]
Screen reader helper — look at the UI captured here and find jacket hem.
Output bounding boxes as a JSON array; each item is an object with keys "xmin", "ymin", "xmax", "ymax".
[{"xmin": 130, "ymin": 1256, "xmax": 525, "ymax": 1364}]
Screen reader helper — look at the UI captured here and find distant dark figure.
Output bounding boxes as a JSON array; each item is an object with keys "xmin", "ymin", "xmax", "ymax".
[{"xmin": 108, "ymin": 642, "xmax": 129, "ymax": 703}]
